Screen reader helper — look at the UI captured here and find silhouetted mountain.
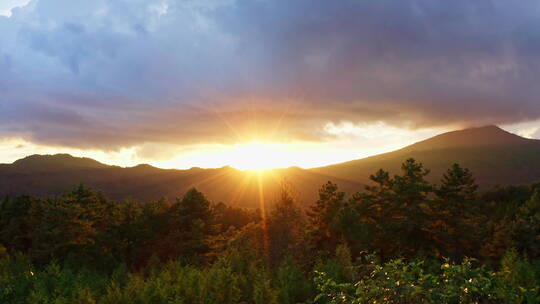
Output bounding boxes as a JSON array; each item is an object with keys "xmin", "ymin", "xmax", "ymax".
[
  {"xmin": 0, "ymin": 154, "xmax": 361, "ymax": 208},
  {"xmin": 1, "ymin": 126, "xmax": 539, "ymax": 206},
  {"xmin": 403, "ymin": 125, "xmax": 529, "ymax": 150},
  {"xmin": 12, "ymin": 154, "xmax": 108, "ymax": 170},
  {"xmin": 312, "ymin": 125, "xmax": 540, "ymax": 187}
]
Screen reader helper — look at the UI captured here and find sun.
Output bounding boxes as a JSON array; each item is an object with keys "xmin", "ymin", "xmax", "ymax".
[{"xmin": 228, "ymin": 142, "xmax": 292, "ymax": 170}]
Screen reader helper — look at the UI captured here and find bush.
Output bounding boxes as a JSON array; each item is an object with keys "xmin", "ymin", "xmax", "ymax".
[{"xmin": 314, "ymin": 254, "xmax": 540, "ymax": 304}]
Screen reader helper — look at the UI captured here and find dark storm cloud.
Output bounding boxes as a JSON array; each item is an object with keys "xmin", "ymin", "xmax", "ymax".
[{"xmin": 1, "ymin": 0, "xmax": 540, "ymax": 149}]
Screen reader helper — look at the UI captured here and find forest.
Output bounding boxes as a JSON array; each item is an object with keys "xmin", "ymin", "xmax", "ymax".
[{"xmin": 1, "ymin": 158, "xmax": 539, "ymax": 303}]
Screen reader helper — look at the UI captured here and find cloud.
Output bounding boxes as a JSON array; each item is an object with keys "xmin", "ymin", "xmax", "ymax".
[
  {"xmin": 1, "ymin": 0, "xmax": 540, "ymax": 149},
  {"xmin": 0, "ymin": 0, "xmax": 30, "ymax": 17}
]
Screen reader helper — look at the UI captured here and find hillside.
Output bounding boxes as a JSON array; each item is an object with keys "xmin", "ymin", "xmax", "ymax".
[
  {"xmin": 0, "ymin": 154, "xmax": 362, "ymax": 208},
  {"xmin": 1, "ymin": 126, "xmax": 539, "ymax": 206},
  {"xmin": 311, "ymin": 125, "xmax": 540, "ymax": 187}
]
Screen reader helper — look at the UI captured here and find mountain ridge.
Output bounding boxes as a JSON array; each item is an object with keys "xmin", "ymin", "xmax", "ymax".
[
  {"xmin": 312, "ymin": 125, "xmax": 540, "ymax": 187},
  {"xmin": 4, "ymin": 125, "xmax": 532, "ymax": 171},
  {"xmin": 1, "ymin": 125, "xmax": 540, "ymax": 206},
  {"xmin": 0, "ymin": 154, "xmax": 363, "ymax": 208},
  {"xmin": 11, "ymin": 153, "xmax": 109, "ymax": 170},
  {"xmin": 402, "ymin": 125, "xmax": 532, "ymax": 151}
]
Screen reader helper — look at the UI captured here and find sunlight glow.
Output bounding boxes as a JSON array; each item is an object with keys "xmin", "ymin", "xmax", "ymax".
[
  {"xmin": 0, "ymin": 123, "xmax": 452, "ymax": 170},
  {"xmin": 228, "ymin": 142, "xmax": 293, "ymax": 170},
  {"xmin": 503, "ymin": 119, "xmax": 540, "ymax": 140}
]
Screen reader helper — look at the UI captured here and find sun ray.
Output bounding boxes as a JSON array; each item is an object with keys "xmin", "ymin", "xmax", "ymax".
[
  {"xmin": 229, "ymin": 171, "xmax": 253, "ymax": 207},
  {"xmin": 256, "ymin": 171, "xmax": 270, "ymax": 266},
  {"xmin": 268, "ymin": 101, "xmax": 292, "ymax": 139},
  {"xmin": 184, "ymin": 169, "xmax": 231, "ymax": 190},
  {"xmin": 212, "ymin": 109, "xmax": 243, "ymax": 142},
  {"xmin": 264, "ymin": 169, "xmax": 285, "ymax": 202}
]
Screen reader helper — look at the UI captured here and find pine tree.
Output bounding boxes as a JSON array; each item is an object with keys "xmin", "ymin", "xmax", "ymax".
[
  {"xmin": 511, "ymin": 190, "xmax": 540, "ymax": 259},
  {"xmin": 390, "ymin": 158, "xmax": 433, "ymax": 258},
  {"xmin": 0, "ymin": 195, "xmax": 37, "ymax": 253},
  {"xmin": 158, "ymin": 188, "xmax": 215, "ymax": 263},
  {"xmin": 267, "ymin": 181, "xmax": 306, "ymax": 267},
  {"xmin": 437, "ymin": 163, "xmax": 478, "ymax": 205},
  {"xmin": 434, "ymin": 164, "xmax": 481, "ymax": 260},
  {"xmin": 307, "ymin": 181, "xmax": 345, "ymax": 254},
  {"xmin": 355, "ymin": 159, "xmax": 434, "ymax": 259}
]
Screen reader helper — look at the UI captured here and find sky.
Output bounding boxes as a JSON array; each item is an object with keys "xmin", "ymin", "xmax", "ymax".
[{"xmin": 1, "ymin": 0, "xmax": 540, "ymax": 169}]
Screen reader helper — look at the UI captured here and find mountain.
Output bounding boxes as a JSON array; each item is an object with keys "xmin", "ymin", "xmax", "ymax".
[
  {"xmin": 0, "ymin": 154, "xmax": 362, "ymax": 208},
  {"xmin": 1, "ymin": 125, "xmax": 539, "ymax": 207},
  {"xmin": 311, "ymin": 125, "xmax": 540, "ymax": 187},
  {"xmin": 11, "ymin": 154, "xmax": 108, "ymax": 170}
]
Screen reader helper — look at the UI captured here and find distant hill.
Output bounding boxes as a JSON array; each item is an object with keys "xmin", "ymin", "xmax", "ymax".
[
  {"xmin": 1, "ymin": 125, "xmax": 539, "ymax": 207},
  {"xmin": 12, "ymin": 154, "xmax": 108, "ymax": 170},
  {"xmin": 311, "ymin": 125, "xmax": 540, "ymax": 187},
  {"xmin": 0, "ymin": 154, "xmax": 362, "ymax": 208}
]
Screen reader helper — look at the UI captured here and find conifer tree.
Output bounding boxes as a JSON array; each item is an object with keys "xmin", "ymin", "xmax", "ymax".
[
  {"xmin": 158, "ymin": 188, "xmax": 215, "ymax": 263},
  {"xmin": 512, "ymin": 190, "xmax": 540, "ymax": 259},
  {"xmin": 267, "ymin": 181, "xmax": 306, "ymax": 267},
  {"xmin": 307, "ymin": 181, "xmax": 345, "ymax": 254},
  {"xmin": 391, "ymin": 158, "xmax": 433, "ymax": 257},
  {"xmin": 434, "ymin": 164, "xmax": 481, "ymax": 260}
]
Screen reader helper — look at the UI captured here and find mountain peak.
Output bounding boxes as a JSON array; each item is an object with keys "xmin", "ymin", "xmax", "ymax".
[
  {"xmin": 131, "ymin": 163, "xmax": 157, "ymax": 170},
  {"xmin": 12, "ymin": 154, "xmax": 108, "ymax": 170},
  {"xmin": 404, "ymin": 125, "xmax": 530, "ymax": 152}
]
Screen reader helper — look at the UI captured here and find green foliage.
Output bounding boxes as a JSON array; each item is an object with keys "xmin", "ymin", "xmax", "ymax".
[
  {"xmin": 431, "ymin": 163, "xmax": 483, "ymax": 260},
  {"xmin": 0, "ymin": 252, "xmax": 287, "ymax": 304},
  {"xmin": 100, "ymin": 261, "xmax": 247, "ymax": 304},
  {"xmin": 308, "ymin": 181, "xmax": 347, "ymax": 253},
  {"xmin": 499, "ymin": 249, "xmax": 540, "ymax": 302},
  {"xmin": 437, "ymin": 163, "xmax": 478, "ymax": 204},
  {"xmin": 155, "ymin": 188, "xmax": 215, "ymax": 264},
  {"xmin": 0, "ymin": 254, "xmax": 107, "ymax": 304},
  {"xmin": 314, "ymin": 254, "xmax": 540, "ymax": 304},
  {"xmin": 511, "ymin": 190, "xmax": 540, "ymax": 259},
  {"xmin": 267, "ymin": 181, "xmax": 307, "ymax": 267},
  {"xmin": 274, "ymin": 256, "xmax": 314, "ymax": 304},
  {"xmin": 0, "ymin": 195, "xmax": 37, "ymax": 254},
  {"xmin": 1, "ymin": 158, "xmax": 540, "ymax": 303},
  {"xmin": 0, "ymin": 253, "xmax": 35, "ymax": 303},
  {"xmin": 346, "ymin": 159, "xmax": 437, "ymax": 260}
]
